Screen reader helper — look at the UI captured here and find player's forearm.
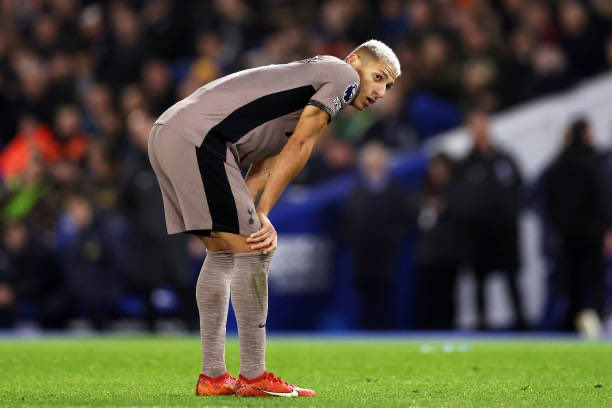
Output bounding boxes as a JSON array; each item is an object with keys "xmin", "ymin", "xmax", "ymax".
[
  {"xmin": 256, "ymin": 105, "xmax": 328, "ymax": 215},
  {"xmin": 256, "ymin": 139, "xmax": 314, "ymax": 215}
]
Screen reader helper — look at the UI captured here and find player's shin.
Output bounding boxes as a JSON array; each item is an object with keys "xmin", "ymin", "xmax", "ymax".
[
  {"xmin": 196, "ymin": 250, "xmax": 234, "ymax": 378},
  {"xmin": 230, "ymin": 251, "xmax": 273, "ymax": 380}
]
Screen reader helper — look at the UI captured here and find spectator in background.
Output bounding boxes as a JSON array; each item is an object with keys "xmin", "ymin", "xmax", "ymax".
[
  {"xmin": 0, "ymin": 115, "xmax": 58, "ymax": 182},
  {"xmin": 53, "ymin": 104, "xmax": 88, "ymax": 165},
  {"xmin": 98, "ymin": 3, "xmax": 151, "ymax": 92},
  {"xmin": 522, "ymin": 44, "xmax": 572, "ymax": 100},
  {"xmin": 359, "ymin": 83, "xmax": 419, "ymax": 151},
  {"xmin": 0, "ymin": 150, "xmax": 47, "ymax": 225},
  {"xmin": 413, "ymin": 153, "xmax": 468, "ymax": 329},
  {"xmin": 558, "ymin": 0, "xmax": 606, "ymax": 80},
  {"xmin": 343, "ymin": 143, "xmax": 411, "ymax": 330},
  {"xmin": 298, "ymin": 130, "xmax": 356, "ymax": 185},
  {"xmin": 57, "ymin": 194, "xmax": 125, "ymax": 330},
  {"xmin": 0, "ymin": 221, "xmax": 66, "ymax": 328},
  {"xmin": 503, "ymin": 25, "xmax": 535, "ymax": 106},
  {"xmin": 538, "ymin": 119, "xmax": 607, "ymax": 337},
  {"xmin": 47, "ymin": 52, "xmax": 78, "ymax": 107},
  {"xmin": 140, "ymin": 59, "xmax": 176, "ymax": 117},
  {"xmin": 189, "ymin": 31, "xmax": 224, "ymax": 84},
  {"xmin": 457, "ymin": 110, "xmax": 527, "ymax": 330},
  {"xmin": 85, "ymin": 140, "xmax": 120, "ymax": 211},
  {"xmin": 414, "ymin": 32, "xmax": 459, "ymax": 103},
  {"xmin": 13, "ymin": 50, "xmax": 55, "ymax": 125}
]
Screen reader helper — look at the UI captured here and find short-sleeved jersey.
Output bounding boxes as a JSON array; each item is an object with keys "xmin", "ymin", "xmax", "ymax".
[{"xmin": 154, "ymin": 55, "xmax": 360, "ymax": 168}]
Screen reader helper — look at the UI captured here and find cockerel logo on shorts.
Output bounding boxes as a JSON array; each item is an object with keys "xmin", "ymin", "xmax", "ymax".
[{"xmin": 343, "ymin": 82, "xmax": 358, "ymax": 103}]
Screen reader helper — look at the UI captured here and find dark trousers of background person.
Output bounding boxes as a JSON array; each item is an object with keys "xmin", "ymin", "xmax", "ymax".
[
  {"xmin": 417, "ymin": 264, "xmax": 457, "ymax": 330},
  {"xmin": 551, "ymin": 238, "xmax": 605, "ymax": 331},
  {"xmin": 71, "ymin": 290, "xmax": 118, "ymax": 330},
  {"xmin": 356, "ymin": 283, "xmax": 394, "ymax": 330},
  {"xmin": 353, "ymin": 254, "xmax": 396, "ymax": 330},
  {"xmin": 0, "ymin": 294, "xmax": 70, "ymax": 329},
  {"xmin": 473, "ymin": 265, "xmax": 527, "ymax": 330},
  {"xmin": 131, "ymin": 235, "xmax": 197, "ymax": 331},
  {"xmin": 0, "ymin": 303, "xmax": 15, "ymax": 327}
]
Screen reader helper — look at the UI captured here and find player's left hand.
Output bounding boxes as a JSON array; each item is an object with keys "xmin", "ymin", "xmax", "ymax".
[{"xmin": 246, "ymin": 212, "xmax": 277, "ymax": 254}]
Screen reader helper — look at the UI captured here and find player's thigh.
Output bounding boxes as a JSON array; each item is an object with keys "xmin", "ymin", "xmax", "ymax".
[
  {"xmin": 213, "ymin": 231, "xmax": 257, "ymax": 253},
  {"xmin": 196, "ymin": 231, "xmax": 256, "ymax": 253},
  {"xmin": 199, "ymin": 236, "xmax": 231, "ymax": 251},
  {"xmin": 198, "ymin": 232, "xmax": 258, "ymax": 253}
]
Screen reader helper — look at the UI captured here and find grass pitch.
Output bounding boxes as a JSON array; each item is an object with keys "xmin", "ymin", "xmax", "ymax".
[{"xmin": 0, "ymin": 336, "xmax": 610, "ymax": 407}]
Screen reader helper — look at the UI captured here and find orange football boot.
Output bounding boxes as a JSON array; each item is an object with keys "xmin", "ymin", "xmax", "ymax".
[
  {"xmin": 235, "ymin": 371, "xmax": 316, "ymax": 397},
  {"xmin": 195, "ymin": 372, "xmax": 237, "ymax": 396}
]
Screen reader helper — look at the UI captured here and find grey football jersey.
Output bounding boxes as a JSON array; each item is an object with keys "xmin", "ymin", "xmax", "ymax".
[{"xmin": 154, "ymin": 56, "xmax": 360, "ymax": 168}]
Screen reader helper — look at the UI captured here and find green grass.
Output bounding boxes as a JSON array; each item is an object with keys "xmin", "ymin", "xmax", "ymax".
[{"xmin": 0, "ymin": 336, "xmax": 610, "ymax": 407}]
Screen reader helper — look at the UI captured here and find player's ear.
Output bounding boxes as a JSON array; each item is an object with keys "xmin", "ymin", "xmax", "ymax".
[{"xmin": 346, "ymin": 53, "xmax": 359, "ymax": 66}]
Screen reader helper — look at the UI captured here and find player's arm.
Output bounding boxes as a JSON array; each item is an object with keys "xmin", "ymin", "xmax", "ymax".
[
  {"xmin": 246, "ymin": 105, "xmax": 329, "ymax": 252},
  {"xmin": 245, "ymin": 155, "xmax": 278, "ymax": 207},
  {"xmin": 257, "ymin": 105, "xmax": 328, "ymax": 215}
]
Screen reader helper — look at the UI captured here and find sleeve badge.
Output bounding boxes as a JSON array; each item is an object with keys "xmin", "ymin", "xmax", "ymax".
[
  {"xmin": 333, "ymin": 96, "xmax": 342, "ymax": 112},
  {"xmin": 343, "ymin": 82, "xmax": 358, "ymax": 103}
]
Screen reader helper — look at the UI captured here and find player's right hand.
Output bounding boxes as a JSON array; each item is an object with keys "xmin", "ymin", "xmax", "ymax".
[{"xmin": 246, "ymin": 212, "xmax": 277, "ymax": 254}]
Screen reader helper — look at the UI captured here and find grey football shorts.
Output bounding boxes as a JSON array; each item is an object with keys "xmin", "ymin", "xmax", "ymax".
[{"xmin": 147, "ymin": 124, "xmax": 261, "ymax": 236}]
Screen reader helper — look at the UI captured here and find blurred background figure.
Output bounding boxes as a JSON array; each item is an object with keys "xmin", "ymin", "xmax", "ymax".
[
  {"xmin": 412, "ymin": 153, "xmax": 468, "ymax": 330},
  {"xmin": 537, "ymin": 119, "xmax": 608, "ymax": 338},
  {"xmin": 342, "ymin": 143, "xmax": 411, "ymax": 330},
  {"xmin": 456, "ymin": 110, "xmax": 527, "ymax": 330},
  {"xmin": 0, "ymin": 221, "xmax": 65, "ymax": 328},
  {"xmin": 57, "ymin": 194, "xmax": 123, "ymax": 330}
]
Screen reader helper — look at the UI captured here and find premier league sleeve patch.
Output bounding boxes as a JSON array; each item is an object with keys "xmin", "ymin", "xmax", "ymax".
[
  {"xmin": 343, "ymin": 82, "xmax": 358, "ymax": 103},
  {"xmin": 332, "ymin": 96, "xmax": 342, "ymax": 113}
]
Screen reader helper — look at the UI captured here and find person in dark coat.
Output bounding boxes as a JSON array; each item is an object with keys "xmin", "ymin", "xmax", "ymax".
[
  {"xmin": 342, "ymin": 142, "xmax": 411, "ymax": 330},
  {"xmin": 413, "ymin": 153, "xmax": 468, "ymax": 329},
  {"xmin": 0, "ymin": 221, "xmax": 66, "ymax": 328},
  {"xmin": 538, "ymin": 118, "xmax": 608, "ymax": 336},
  {"xmin": 457, "ymin": 110, "xmax": 527, "ymax": 330},
  {"xmin": 58, "ymin": 194, "xmax": 126, "ymax": 330}
]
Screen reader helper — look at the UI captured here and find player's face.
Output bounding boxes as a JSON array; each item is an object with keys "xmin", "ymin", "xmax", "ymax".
[{"xmin": 351, "ymin": 58, "xmax": 396, "ymax": 111}]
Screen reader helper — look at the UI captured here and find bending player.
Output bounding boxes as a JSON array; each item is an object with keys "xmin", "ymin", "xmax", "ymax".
[{"xmin": 148, "ymin": 40, "xmax": 400, "ymax": 397}]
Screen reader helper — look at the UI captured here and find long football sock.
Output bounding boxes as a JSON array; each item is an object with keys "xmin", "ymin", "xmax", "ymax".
[
  {"xmin": 196, "ymin": 250, "xmax": 234, "ymax": 377},
  {"xmin": 230, "ymin": 251, "xmax": 273, "ymax": 379}
]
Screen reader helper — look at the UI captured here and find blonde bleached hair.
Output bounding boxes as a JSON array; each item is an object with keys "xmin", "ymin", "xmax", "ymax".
[{"xmin": 350, "ymin": 39, "xmax": 401, "ymax": 78}]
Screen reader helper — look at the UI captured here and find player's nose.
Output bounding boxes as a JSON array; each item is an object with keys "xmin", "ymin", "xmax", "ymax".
[{"xmin": 373, "ymin": 85, "xmax": 386, "ymax": 100}]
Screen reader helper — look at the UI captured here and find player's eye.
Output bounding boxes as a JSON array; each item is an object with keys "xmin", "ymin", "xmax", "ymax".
[{"xmin": 375, "ymin": 74, "xmax": 382, "ymax": 81}]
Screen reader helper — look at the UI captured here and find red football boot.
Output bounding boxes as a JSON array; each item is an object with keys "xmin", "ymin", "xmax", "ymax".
[
  {"xmin": 235, "ymin": 371, "xmax": 316, "ymax": 397},
  {"xmin": 195, "ymin": 372, "xmax": 237, "ymax": 396}
]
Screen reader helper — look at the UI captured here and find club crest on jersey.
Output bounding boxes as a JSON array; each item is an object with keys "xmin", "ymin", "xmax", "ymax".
[
  {"xmin": 343, "ymin": 82, "xmax": 358, "ymax": 103},
  {"xmin": 333, "ymin": 96, "xmax": 342, "ymax": 112}
]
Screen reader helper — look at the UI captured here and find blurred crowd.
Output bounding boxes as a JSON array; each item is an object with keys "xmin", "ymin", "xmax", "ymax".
[{"xmin": 0, "ymin": 0, "xmax": 611, "ymax": 331}]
